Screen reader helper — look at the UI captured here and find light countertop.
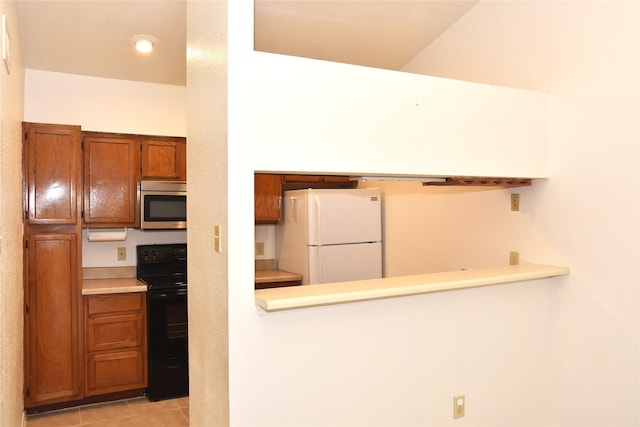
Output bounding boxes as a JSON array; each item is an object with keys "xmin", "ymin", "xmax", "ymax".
[
  {"xmin": 255, "ymin": 263, "xmax": 569, "ymax": 312},
  {"xmin": 82, "ymin": 277, "xmax": 147, "ymax": 295},
  {"xmin": 255, "ymin": 269, "xmax": 302, "ymax": 284}
]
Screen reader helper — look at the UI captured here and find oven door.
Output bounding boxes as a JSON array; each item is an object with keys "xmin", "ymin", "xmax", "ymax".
[{"xmin": 147, "ymin": 288, "xmax": 188, "ymax": 359}]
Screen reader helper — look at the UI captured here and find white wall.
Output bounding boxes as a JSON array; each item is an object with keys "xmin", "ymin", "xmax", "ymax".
[
  {"xmin": 358, "ymin": 181, "xmax": 527, "ymax": 276},
  {"xmin": 258, "ymin": 182, "xmax": 528, "ymax": 276},
  {"xmin": 245, "ymin": 52, "xmax": 549, "ymax": 180},
  {"xmin": 207, "ymin": 1, "xmax": 557, "ymax": 426},
  {"xmin": 405, "ymin": 1, "xmax": 640, "ymax": 425},
  {"xmin": 24, "ymin": 69, "xmax": 186, "ymax": 137},
  {"xmin": 0, "ymin": 1, "xmax": 24, "ymax": 426},
  {"xmin": 23, "ymin": 69, "xmax": 188, "ymax": 268}
]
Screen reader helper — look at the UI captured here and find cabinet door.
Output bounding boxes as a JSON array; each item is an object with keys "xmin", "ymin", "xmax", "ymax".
[
  {"xmin": 86, "ymin": 313, "xmax": 144, "ymax": 352},
  {"xmin": 84, "ymin": 293, "xmax": 147, "ymax": 397},
  {"xmin": 24, "ymin": 123, "xmax": 82, "ymax": 225},
  {"xmin": 255, "ymin": 174, "xmax": 283, "ymax": 224},
  {"xmin": 25, "ymin": 228, "xmax": 82, "ymax": 407},
  {"xmin": 83, "ymin": 133, "xmax": 139, "ymax": 227},
  {"xmin": 141, "ymin": 137, "xmax": 186, "ymax": 181},
  {"xmin": 86, "ymin": 349, "xmax": 146, "ymax": 396}
]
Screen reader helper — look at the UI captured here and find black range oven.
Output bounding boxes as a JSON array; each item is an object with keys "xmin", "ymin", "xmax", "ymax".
[{"xmin": 136, "ymin": 244, "xmax": 188, "ymax": 401}]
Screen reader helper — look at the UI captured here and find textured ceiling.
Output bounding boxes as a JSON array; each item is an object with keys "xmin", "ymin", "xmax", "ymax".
[
  {"xmin": 254, "ymin": 0, "xmax": 478, "ymax": 71},
  {"xmin": 16, "ymin": 1, "xmax": 477, "ymax": 86},
  {"xmin": 17, "ymin": 1, "xmax": 187, "ymax": 86}
]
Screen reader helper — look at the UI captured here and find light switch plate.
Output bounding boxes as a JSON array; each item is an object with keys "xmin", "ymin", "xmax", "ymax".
[
  {"xmin": 214, "ymin": 224, "xmax": 221, "ymax": 253},
  {"xmin": 2, "ymin": 14, "xmax": 11, "ymax": 74}
]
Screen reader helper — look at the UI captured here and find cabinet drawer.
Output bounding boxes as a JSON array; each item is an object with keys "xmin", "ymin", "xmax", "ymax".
[
  {"xmin": 86, "ymin": 313, "xmax": 144, "ymax": 352},
  {"xmin": 86, "ymin": 293, "xmax": 144, "ymax": 316},
  {"xmin": 86, "ymin": 349, "xmax": 146, "ymax": 396}
]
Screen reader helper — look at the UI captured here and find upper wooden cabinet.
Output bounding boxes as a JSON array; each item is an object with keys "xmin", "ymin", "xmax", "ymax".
[
  {"xmin": 141, "ymin": 137, "xmax": 186, "ymax": 181},
  {"xmin": 282, "ymin": 174, "xmax": 356, "ymax": 188},
  {"xmin": 254, "ymin": 174, "xmax": 357, "ymax": 224},
  {"xmin": 83, "ymin": 133, "xmax": 140, "ymax": 228},
  {"xmin": 255, "ymin": 174, "xmax": 283, "ymax": 224},
  {"xmin": 83, "ymin": 132, "xmax": 186, "ymax": 228},
  {"xmin": 23, "ymin": 123, "xmax": 82, "ymax": 225}
]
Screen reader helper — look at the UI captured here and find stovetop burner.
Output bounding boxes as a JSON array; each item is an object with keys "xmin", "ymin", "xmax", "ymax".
[{"xmin": 137, "ymin": 244, "xmax": 187, "ymax": 291}]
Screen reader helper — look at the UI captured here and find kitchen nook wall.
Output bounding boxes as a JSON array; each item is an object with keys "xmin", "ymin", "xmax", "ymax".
[
  {"xmin": 24, "ymin": 69, "xmax": 185, "ymax": 137},
  {"xmin": 0, "ymin": 1, "xmax": 25, "ymax": 426},
  {"xmin": 23, "ymin": 69, "xmax": 188, "ymax": 268},
  {"xmin": 188, "ymin": 1, "xmax": 638, "ymax": 426},
  {"xmin": 202, "ymin": 1, "xmax": 554, "ymax": 426},
  {"xmin": 403, "ymin": 1, "xmax": 640, "ymax": 424}
]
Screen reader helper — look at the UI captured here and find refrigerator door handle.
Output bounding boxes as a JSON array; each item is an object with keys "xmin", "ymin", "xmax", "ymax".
[
  {"xmin": 314, "ymin": 195, "xmax": 323, "ymax": 244},
  {"xmin": 313, "ymin": 195, "xmax": 324, "ymax": 283}
]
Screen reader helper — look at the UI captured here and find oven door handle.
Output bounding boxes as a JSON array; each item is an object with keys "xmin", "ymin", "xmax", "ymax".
[{"xmin": 149, "ymin": 290, "xmax": 188, "ymax": 298}]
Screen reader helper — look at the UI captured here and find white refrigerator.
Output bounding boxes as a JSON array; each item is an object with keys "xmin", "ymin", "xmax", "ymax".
[{"xmin": 276, "ymin": 188, "xmax": 382, "ymax": 285}]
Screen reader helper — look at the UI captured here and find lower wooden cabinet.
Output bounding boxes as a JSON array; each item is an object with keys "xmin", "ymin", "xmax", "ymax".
[
  {"xmin": 24, "ymin": 227, "xmax": 83, "ymax": 408},
  {"xmin": 84, "ymin": 293, "xmax": 147, "ymax": 397}
]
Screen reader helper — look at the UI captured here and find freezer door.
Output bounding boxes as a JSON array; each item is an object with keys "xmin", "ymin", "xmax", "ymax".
[
  {"xmin": 307, "ymin": 189, "xmax": 382, "ymax": 245},
  {"xmin": 308, "ymin": 242, "xmax": 382, "ymax": 285}
]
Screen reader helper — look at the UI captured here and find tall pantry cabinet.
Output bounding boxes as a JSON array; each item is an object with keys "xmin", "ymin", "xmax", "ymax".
[{"xmin": 23, "ymin": 123, "xmax": 84, "ymax": 408}]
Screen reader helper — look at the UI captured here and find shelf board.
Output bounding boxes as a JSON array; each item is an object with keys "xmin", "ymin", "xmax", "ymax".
[{"xmin": 255, "ymin": 263, "xmax": 569, "ymax": 312}]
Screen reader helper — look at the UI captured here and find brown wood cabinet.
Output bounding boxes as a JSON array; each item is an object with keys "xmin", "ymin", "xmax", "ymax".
[
  {"xmin": 141, "ymin": 137, "xmax": 186, "ymax": 181},
  {"xmin": 84, "ymin": 293, "xmax": 147, "ymax": 397},
  {"xmin": 23, "ymin": 123, "xmax": 82, "ymax": 225},
  {"xmin": 254, "ymin": 173, "xmax": 357, "ymax": 224},
  {"xmin": 255, "ymin": 174, "xmax": 284, "ymax": 224},
  {"xmin": 24, "ymin": 228, "xmax": 83, "ymax": 407},
  {"xmin": 282, "ymin": 174, "xmax": 356, "ymax": 188},
  {"xmin": 83, "ymin": 133, "xmax": 140, "ymax": 228},
  {"xmin": 83, "ymin": 132, "xmax": 187, "ymax": 228},
  {"xmin": 23, "ymin": 123, "xmax": 84, "ymax": 409}
]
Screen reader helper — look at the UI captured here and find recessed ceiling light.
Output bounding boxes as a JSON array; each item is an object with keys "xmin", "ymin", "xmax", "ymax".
[{"xmin": 131, "ymin": 35, "xmax": 157, "ymax": 54}]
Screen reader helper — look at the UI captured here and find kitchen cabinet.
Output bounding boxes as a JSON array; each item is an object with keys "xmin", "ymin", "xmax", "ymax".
[
  {"xmin": 141, "ymin": 136, "xmax": 186, "ymax": 181},
  {"xmin": 282, "ymin": 174, "xmax": 356, "ymax": 188},
  {"xmin": 23, "ymin": 123, "xmax": 82, "ymax": 225},
  {"xmin": 255, "ymin": 174, "xmax": 283, "ymax": 224},
  {"xmin": 23, "ymin": 122, "xmax": 84, "ymax": 409},
  {"xmin": 83, "ymin": 132, "xmax": 187, "ymax": 228},
  {"xmin": 24, "ymin": 228, "xmax": 83, "ymax": 407},
  {"xmin": 84, "ymin": 292, "xmax": 147, "ymax": 397},
  {"xmin": 83, "ymin": 132, "xmax": 139, "ymax": 228},
  {"xmin": 254, "ymin": 173, "xmax": 357, "ymax": 224}
]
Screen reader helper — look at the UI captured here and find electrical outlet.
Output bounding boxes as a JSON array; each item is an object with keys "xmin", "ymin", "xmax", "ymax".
[
  {"xmin": 511, "ymin": 193, "xmax": 520, "ymax": 211},
  {"xmin": 509, "ymin": 251, "xmax": 520, "ymax": 265},
  {"xmin": 117, "ymin": 247, "xmax": 126, "ymax": 261},
  {"xmin": 255, "ymin": 242, "xmax": 265, "ymax": 256},
  {"xmin": 453, "ymin": 395, "xmax": 465, "ymax": 419}
]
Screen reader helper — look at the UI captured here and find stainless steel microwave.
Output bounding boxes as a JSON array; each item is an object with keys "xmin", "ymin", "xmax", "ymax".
[{"xmin": 139, "ymin": 181, "xmax": 187, "ymax": 230}]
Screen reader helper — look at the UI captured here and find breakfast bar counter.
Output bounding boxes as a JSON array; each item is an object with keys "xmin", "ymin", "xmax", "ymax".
[{"xmin": 255, "ymin": 263, "xmax": 569, "ymax": 312}]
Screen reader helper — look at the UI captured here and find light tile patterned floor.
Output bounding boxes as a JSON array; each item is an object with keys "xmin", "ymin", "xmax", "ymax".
[{"xmin": 25, "ymin": 397, "xmax": 189, "ymax": 427}]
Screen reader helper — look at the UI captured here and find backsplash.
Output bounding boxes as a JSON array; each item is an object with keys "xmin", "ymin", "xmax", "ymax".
[
  {"xmin": 82, "ymin": 228, "xmax": 187, "ymax": 267},
  {"xmin": 255, "ymin": 225, "xmax": 277, "ymax": 260}
]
